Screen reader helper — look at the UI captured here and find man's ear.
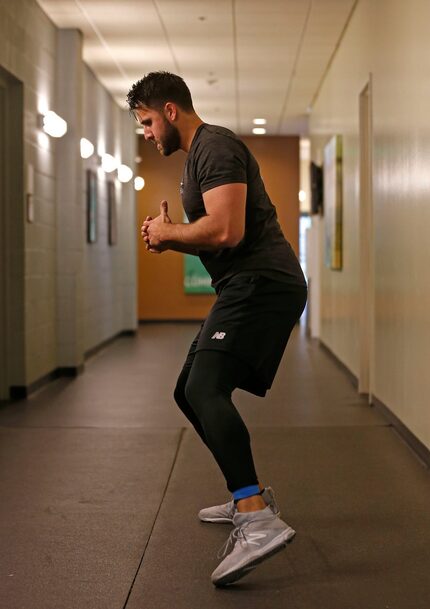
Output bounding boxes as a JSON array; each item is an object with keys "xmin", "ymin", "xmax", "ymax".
[{"xmin": 164, "ymin": 102, "xmax": 178, "ymax": 122}]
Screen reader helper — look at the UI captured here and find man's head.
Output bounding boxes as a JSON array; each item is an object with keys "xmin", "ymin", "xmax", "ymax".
[
  {"xmin": 127, "ymin": 71, "xmax": 194, "ymax": 156},
  {"xmin": 127, "ymin": 71, "xmax": 194, "ymax": 113}
]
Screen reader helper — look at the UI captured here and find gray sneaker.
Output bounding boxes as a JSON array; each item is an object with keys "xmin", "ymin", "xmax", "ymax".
[
  {"xmin": 211, "ymin": 505, "xmax": 296, "ymax": 587},
  {"xmin": 198, "ymin": 487, "xmax": 280, "ymax": 524}
]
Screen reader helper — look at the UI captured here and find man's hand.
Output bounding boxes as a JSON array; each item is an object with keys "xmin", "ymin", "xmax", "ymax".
[
  {"xmin": 141, "ymin": 200, "xmax": 172, "ymax": 253},
  {"xmin": 141, "ymin": 215, "xmax": 152, "ymax": 249}
]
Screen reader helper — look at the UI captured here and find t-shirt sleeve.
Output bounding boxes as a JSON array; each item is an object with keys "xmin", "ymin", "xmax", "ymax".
[{"xmin": 194, "ymin": 135, "xmax": 248, "ymax": 194}]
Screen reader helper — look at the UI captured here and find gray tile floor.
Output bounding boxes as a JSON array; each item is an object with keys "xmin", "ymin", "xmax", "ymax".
[{"xmin": 1, "ymin": 322, "xmax": 429, "ymax": 609}]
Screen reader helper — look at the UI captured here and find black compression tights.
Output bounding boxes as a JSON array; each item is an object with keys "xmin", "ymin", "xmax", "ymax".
[{"xmin": 173, "ymin": 350, "xmax": 259, "ymax": 493}]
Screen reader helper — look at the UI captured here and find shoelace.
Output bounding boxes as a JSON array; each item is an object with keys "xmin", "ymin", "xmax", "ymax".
[{"xmin": 217, "ymin": 513, "xmax": 277, "ymax": 559}]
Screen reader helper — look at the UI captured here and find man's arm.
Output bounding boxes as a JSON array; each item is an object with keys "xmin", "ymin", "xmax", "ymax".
[
  {"xmin": 144, "ymin": 183, "xmax": 246, "ymax": 252},
  {"xmin": 167, "ymin": 242, "xmax": 200, "ymax": 255}
]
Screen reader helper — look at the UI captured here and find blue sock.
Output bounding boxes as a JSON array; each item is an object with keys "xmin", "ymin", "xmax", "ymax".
[{"xmin": 232, "ymin": 484, "xmax": 261, "ymax": 502}]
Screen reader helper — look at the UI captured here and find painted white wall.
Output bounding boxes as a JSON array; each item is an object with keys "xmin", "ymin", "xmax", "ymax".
[
  {"xmin": 55, "ymin": 29, "xmax": 85, "ymax": 370},
  {"xmin": 309, "ymin": 0, "xmax": 430, "ymax": 449},
  {"xmin": 306, "ymin": 217, "xmax": 321, "ymax": 339},
  {"xmin": 0, "ymin": 0, "xmax": 137, "ymax": 390}
]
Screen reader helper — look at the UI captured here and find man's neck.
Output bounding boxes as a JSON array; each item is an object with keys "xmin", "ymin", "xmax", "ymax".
[{"xmin": 180, "ymin": 114, "xmax": 204, "ymax": 153}]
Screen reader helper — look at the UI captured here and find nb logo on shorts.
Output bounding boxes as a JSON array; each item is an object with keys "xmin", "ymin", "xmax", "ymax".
[{"xmin": 211, "ymin": 332, "xmax": 226, "ymax": 340}]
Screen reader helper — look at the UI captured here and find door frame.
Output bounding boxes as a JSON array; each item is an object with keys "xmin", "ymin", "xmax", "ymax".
[
  {"xmin": 358, "ymin": 74, "xmax": 375, "ymax": 402},
  {"xmin": 0, "ymin": 66, "xmax": 25, "ymax": 400},
  {"xmin": 0, "ymin": 81, "xmax": 6, "ymax": 399}
]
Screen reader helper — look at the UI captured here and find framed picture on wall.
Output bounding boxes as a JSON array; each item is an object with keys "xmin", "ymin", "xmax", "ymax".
[
  {"xmin": 323, "ymin": 135, "xmax": 343, "ymax": 270},
  {"xmin": 86, "ymin": 169, "xmax": 97, "ymax": 243},
  {"xmin": 107, "ymin": 179, "xmax": 117, "ymax": 246},
  {"xmin": 182, "ymin": 211, "xmax": 214, "ymax": 293},
  {"xmin": 183, "ymin": 254, "xmax": 214, "ymax": 294}
]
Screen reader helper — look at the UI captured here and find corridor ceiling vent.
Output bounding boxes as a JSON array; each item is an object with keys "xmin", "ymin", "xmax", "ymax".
[
  {"xmin": 80, "ymin": 137, "xmax": 94, "ymax": 159},
  {"xmin": 118, "ymin": 164, "xmax": 133, "ymax": 183},
  {"xmin": 134, "ymin": 177, "xmax": 145, "ymax": 191},
  {"xmin": 101, "ymin": 153, "xmax": 118, "ymax": 173},
  {"xmin": 39, "ymin": 111, "xmax": 67, "ymax": 138}
]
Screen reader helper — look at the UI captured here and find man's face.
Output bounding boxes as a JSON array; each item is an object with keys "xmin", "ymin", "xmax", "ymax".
[{"xmin": 134, "ymin": 106, "xmax": 181, "ymax": 156}]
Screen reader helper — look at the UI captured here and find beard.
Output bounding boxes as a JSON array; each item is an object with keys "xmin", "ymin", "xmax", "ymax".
[{"xmin": 158, "ymin": 117, "xmax": 181, "ymax": 156}]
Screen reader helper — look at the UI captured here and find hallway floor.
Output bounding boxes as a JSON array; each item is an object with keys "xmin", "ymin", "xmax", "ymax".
[{"xmin": 1, "ymin": 323, "xmax": 430, "ymax": 609}]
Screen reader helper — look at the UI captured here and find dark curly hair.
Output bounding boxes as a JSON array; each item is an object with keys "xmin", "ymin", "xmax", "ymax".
[{"xmin": 126, "ymin": 71, "xmax": 194, "ymax": 112}]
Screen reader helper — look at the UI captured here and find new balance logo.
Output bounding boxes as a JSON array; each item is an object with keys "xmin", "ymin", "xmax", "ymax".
[
  {"xmin": 211, "ymin": 331, "xmax": 226, "ymax": 340},
  {"xmin": 245, "ymin": 532, "xmax": 267, "ymax": 547}
]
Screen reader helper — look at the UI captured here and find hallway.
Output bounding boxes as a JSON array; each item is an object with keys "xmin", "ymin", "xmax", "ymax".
[{"xmin": 1, "ymin": 323, "xmax": 430, "ymax": 609}]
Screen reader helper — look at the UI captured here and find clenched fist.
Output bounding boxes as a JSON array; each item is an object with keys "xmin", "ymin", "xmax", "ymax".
[{"xmin": 141, "ymin": 200, "xmax": 172, "ymax": 253}]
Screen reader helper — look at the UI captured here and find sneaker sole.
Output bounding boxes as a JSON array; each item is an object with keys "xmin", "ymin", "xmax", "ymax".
[
  {"xmin": 199, "ymin": 516, "xmax": 234, "ymax": 524},
  {"xmin": 200, "ymin": 510, "xmax": 281, "ymax": 525},
  {"xmin": 212, "ymin": 527, "xmax": 296, "ymax": 587}
]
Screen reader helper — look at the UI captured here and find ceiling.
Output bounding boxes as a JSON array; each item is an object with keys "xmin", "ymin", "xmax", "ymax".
[{"xmin": 37, "ymin": 0, "xmax": 357, "ymax": 135}]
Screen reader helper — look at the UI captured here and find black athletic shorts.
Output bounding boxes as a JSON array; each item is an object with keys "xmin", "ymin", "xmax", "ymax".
[{"xmin": 184, "ymin": 273, "xmax": 308, "ymax": 397}]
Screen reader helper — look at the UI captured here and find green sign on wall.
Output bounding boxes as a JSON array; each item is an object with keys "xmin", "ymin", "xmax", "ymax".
[{"xmin": 184, "ymin": 255, "xmax": 214, "ymax": 294}]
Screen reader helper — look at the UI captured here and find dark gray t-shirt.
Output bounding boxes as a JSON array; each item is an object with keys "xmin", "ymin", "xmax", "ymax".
[{"xmin": 181, "ymin": 123, "xmax": 307, "ymax": 290}]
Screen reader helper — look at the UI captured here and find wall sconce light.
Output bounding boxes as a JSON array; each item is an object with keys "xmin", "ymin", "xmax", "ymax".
[
  {"xmin": 134, "ymin": 176, "xmax": 145, "ymax": 191},
  {"xmin": 117, "ymin": 164, "xmax": 133, "ymax": 183},
  {"xmin": 80, "ymin": 137, "xmax": 94, "ymax": 159},
  {"xmin": 38, "ymin": 111, "xmax": 68, "ymax": 138},
  {"xmin": 101, "ymin": 153, "xmax": 117, "ymax": 173}
]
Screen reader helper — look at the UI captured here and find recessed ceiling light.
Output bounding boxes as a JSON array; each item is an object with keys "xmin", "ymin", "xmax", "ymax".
[
  {"xmin": 252, "ymin": 127, "xmax": 266, "ymax": 135},
  {"xmin": 253, "ymin": 118, "xmax": 267, "ymax": 125},
  {"xmin": 136, "ymin": 127, "xmax": 145, "ymax": 135}
]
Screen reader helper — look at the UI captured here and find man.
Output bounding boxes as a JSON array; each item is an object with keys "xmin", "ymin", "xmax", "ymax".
[{"xmin": 127, "ymin": 71, "xmax": 307, "ymax": 587}]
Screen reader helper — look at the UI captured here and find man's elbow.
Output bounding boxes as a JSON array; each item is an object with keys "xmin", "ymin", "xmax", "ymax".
[{"xmin": 218, "ymin": 229, "xmax": 244, "ymax": 249}]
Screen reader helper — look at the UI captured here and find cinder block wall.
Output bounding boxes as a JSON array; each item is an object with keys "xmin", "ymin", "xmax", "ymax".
[
  {"xmin": 81, "ymin": 66, "xmax": 137, "ymax": 353},
  {"xmin": 0, "ymin": 0, "xmax": 137, "ymax": 392}
]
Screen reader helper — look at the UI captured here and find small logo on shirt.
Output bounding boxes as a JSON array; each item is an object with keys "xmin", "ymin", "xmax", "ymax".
[{"xmin": 211, "ymin": 332, "xmax": 226, "ymax": 340}]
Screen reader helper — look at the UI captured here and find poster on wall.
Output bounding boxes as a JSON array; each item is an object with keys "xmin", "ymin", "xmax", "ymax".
[
  {"xmin": 86, "ymin": 169, "xmax": 97, "ymax": 243},
  {"xmin": 323, "ymin": 135, "xmax": 343, "ymax": 270},
  {"xmin": 107, "ymin": 180, "xmax": 117, "ymax": 246},
  {"xmin": 182, "ymin": 212, "xmax": 214, "ymax": 294},
  {"xmin": 183, "ymin": 254, "xmax": 214, "ymax": 294}
]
